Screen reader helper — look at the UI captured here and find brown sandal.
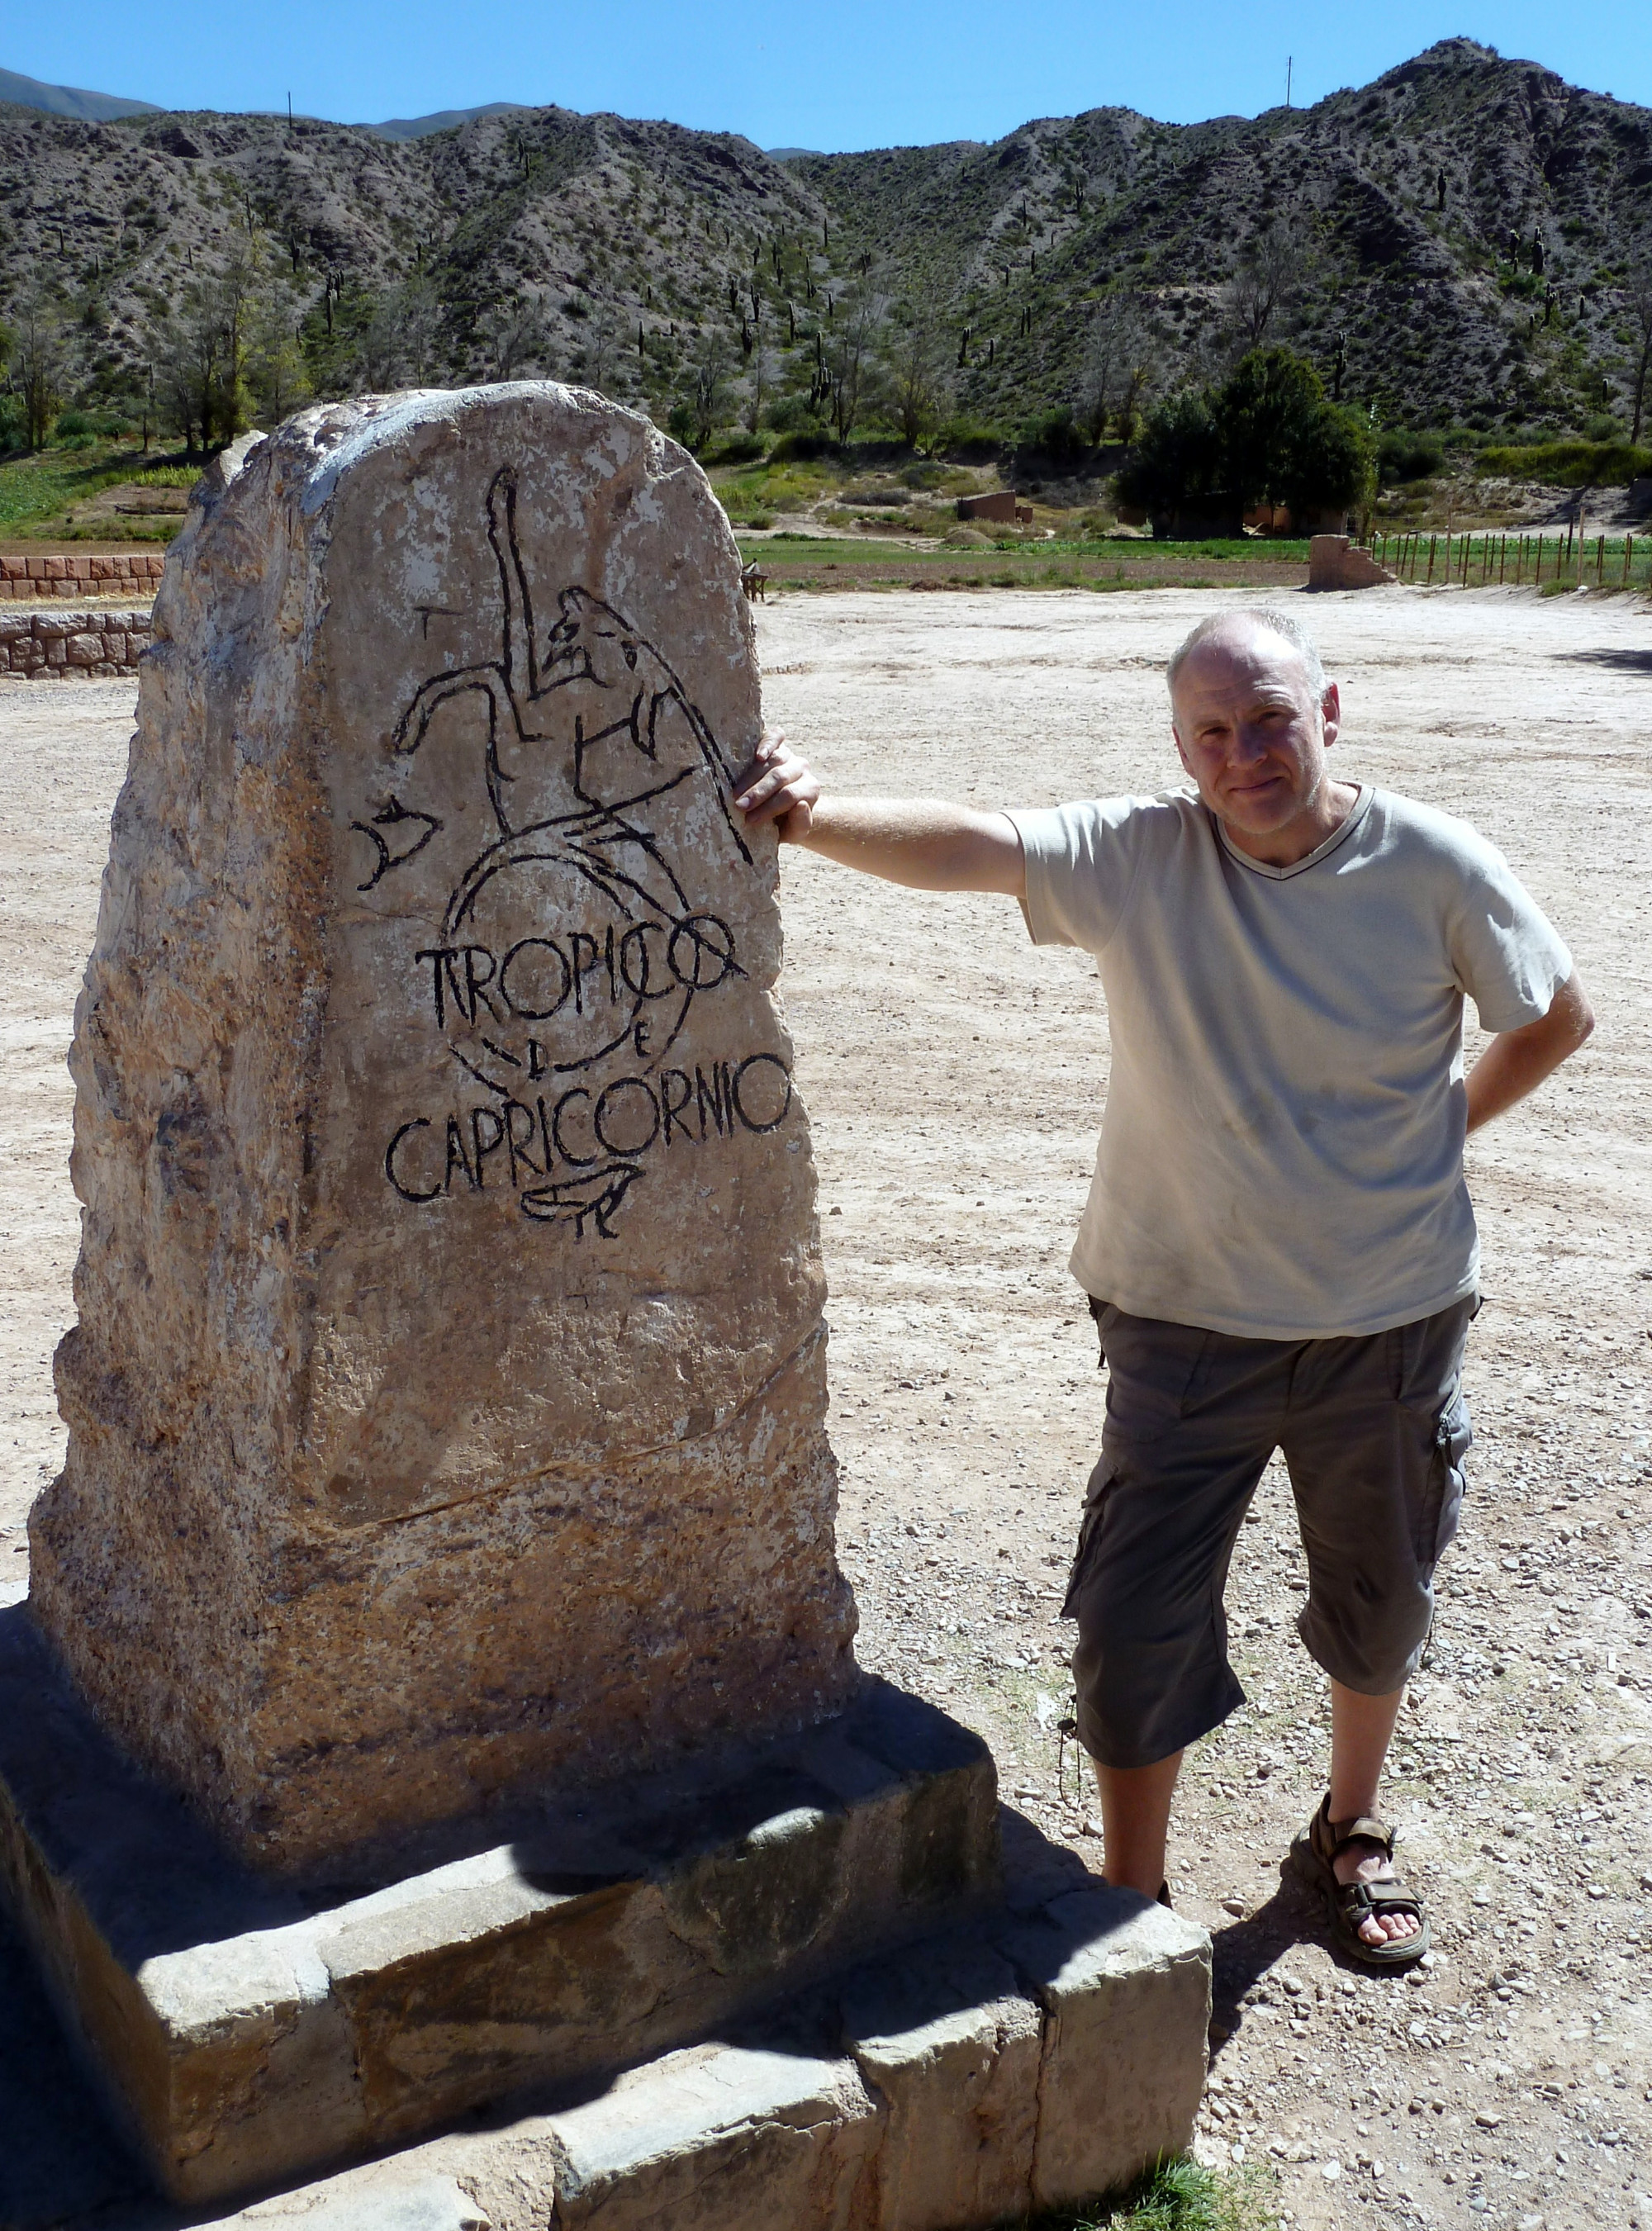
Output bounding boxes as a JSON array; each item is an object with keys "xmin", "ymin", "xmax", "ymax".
[{"xmin": 1293, "ymin": 1794, "xmax": 1431, "ymax": 1970}]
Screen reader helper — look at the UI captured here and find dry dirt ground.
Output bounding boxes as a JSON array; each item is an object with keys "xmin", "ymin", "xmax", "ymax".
[{"xmin": 1, "ymin": 582, "xmax": 1650, "ymax": 2231}]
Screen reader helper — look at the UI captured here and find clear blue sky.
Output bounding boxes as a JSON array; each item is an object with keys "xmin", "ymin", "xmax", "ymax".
[{"xmin": 10, "ymin": 0, "xmax": 1647, "ymax": 149}]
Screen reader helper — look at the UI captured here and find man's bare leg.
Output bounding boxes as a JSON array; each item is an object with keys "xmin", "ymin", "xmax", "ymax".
[
  {"xmin": 1328, "ymin": 1680, "xmax": 1419, "ymax": 1946},
  {"xmin": 1093, "ymin": 1750, "xmax": 1184, "ymax": 1899}
]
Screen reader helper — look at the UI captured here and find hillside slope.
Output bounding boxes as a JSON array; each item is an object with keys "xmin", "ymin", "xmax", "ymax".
[
  {"xmin": 795, "ymin": 40, "xmax": 1652, "ymax": 428},
  {"xmin": 1, "ymin": 39, "xmax": 1646, "ymax": 434}
]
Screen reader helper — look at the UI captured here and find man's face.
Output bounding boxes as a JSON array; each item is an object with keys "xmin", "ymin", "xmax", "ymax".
[{"xmin": 1170, "ymin": 627, "xmax": 1341, "ymax": 842}]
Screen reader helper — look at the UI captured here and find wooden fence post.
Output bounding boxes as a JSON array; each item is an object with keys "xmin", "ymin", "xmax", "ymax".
[
  {"xmin": 1426, "ymin": 535, "xmax": 1436, "ymax": 585},
  {"xmin": 1625, "ymin": 534, "xmax": 1635, "ymax": 587},
  {"xmin": 1596, "ymin": 534, "xmax": 1605, "ymax": 586},
  {"xmin": 1499, "ymin": 534, "xmax": 1507, "ymax": 585}
]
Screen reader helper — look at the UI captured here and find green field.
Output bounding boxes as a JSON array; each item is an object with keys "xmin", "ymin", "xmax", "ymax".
[
  {"xmin": 0, "ymin": 442, "xmax": 199, "ymax": 542},
  {"xmin": 738, "ymin": 533, "xmax": 1312, "ymax": 592}
]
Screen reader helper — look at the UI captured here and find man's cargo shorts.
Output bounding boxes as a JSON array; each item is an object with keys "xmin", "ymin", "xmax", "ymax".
[{"xmin": 1064, "ymin": 1296, "xmax": 1475, "ymax": 1769}]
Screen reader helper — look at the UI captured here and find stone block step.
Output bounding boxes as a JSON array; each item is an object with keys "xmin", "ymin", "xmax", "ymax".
[
  {"xmin": 158, "ymin": 1866, "xmax": 1209, "ymax": 2231},
  {"xmin": 0, "ymin": 1612, "xmax": 1002, "ymax": 2205}
]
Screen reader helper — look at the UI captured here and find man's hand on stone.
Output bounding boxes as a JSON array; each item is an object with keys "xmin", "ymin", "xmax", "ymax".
[{"xmin": 733, "ymin": 728, "xmax": 819, "ymax": 843}]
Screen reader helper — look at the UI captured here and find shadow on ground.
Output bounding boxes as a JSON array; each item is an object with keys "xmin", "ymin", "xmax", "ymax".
[
  {"xmin": 1552, "ymin": 648, "xmax": 1652, "ymax": 673},
  {"xmin": 0, "ymin": 1903, "xmax": 150, "ymax": 2230},
  {"xmin": 1204, "ymin": 1856, "xmax": 1415, "ymax": 2069}
]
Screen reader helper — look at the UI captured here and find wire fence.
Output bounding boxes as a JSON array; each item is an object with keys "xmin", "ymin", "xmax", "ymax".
[{"xmin": 1370, "ymin": 528, "xmax": 1652, "ymax": 591}]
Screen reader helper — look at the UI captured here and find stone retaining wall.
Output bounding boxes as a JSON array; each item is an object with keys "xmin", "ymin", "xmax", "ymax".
[
  {"xmin": 0, "ymin": 607, "xmax": 153, "ymax": 678},
  {"xmin": 0, "ymin": 550, "xmax": 166, "ymax": 599}
]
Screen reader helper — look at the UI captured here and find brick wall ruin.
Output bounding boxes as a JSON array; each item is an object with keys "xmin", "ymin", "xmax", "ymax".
[{"xmin": 0, "ymin": 551, "xmax": 166, "ymax": 599}]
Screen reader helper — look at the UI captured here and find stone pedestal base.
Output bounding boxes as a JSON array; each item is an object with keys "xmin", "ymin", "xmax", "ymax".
[
  {"xmin": 183, "ymin": 1847, "xmax": 1211, "ymax": 2231},
  {"xmin": 0, "ymin": 1612, "xmax": 999, "ymax": 2206}
]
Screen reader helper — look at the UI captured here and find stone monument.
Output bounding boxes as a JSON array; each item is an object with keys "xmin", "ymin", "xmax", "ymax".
[
  {"xmin": 31, "ymin": 384, "xmax": 858, "ymax": 1875},
  {"xmin": 0, "ymin": 386, "xmax": 1210, "ymax": 2217}
]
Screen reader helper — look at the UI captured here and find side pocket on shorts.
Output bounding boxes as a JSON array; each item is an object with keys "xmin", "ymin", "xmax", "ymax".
[
  {"xmin": 1416, "ymin": 1392, "xmax": 1472, "ymax": 1568},
  {"xmin": 1061, "ymin": 1476, "xmax": 1115, "ymax": 1620}
]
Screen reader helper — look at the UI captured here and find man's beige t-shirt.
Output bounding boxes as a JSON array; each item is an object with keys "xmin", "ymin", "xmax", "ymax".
[{"xmin": 1008, "ymin": 785, "xmax": 1572, "ymax": 1340}]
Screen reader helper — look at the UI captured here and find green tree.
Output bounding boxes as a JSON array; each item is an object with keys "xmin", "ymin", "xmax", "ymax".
[
  {"xmin": 1116, "ymin": 347, "xmax": 1373, "ymax": 531},
  {"xmin": 246, "ymin": 290, "xmax": 311, "ymax": 426},
  {"xmin": 1076, "ymin": 290, "xmax": 1156, "ymax": 443},
  {"xmin": 823, "ymin": 283, "xmax": 886, "ymax": 442},
  {"xmin": 1115, "ymin": 387, "xmax": 1228, "ymax": 525},
  {"xmin": 1218, "ymin": 346, "xmax": 1373, "ymax": 515},
  {"xmin": 9, "ymin": 289, "xmax": 71, "ymax": 450},
  {"xmin": 684, "ymin": 329, "xmax": 732, "ymax": 450},
  {"xmin": 150, "ymin": 254, "xmax": 276, "ymax": 452},
  {"xmin": 886, "ymin": 309, "xmax": 952, "ymax": 448}
]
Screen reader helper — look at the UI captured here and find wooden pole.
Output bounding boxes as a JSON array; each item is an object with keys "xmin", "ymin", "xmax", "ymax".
[
  {"xmin": 1499, "ymin": 533, "xmax": 1507, "ymax": 585},
  {"xmin": 1625, "ymin": 534, "xmax": 1634, "ymax": 587},
  {"xmin": 1597, "ymin": 534, "xmax": 1605, "ymax": 586},
  {"xmin": 1426, "ymin": 535, "xmax": 1436, "ymax": 585}
]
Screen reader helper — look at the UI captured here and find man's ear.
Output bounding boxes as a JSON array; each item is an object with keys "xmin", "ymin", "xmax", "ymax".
[
  {"xmin": 1170, "ymin": 716, "xmax": 1194, "ymax": 778},
  {"xmin": 1320, "ymin": 681, "xmax": 1342, "ymax": 750}
]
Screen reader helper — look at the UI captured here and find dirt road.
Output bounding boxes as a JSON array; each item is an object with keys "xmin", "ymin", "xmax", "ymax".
[{"xmin": 2, "ymin": 582, "xmax": 1650, "ymax": 2231}]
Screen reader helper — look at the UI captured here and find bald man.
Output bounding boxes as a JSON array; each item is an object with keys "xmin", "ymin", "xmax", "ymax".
[{"xmin": 734, "ymin": 606, "xmax": 1590, "ymax": 1968}]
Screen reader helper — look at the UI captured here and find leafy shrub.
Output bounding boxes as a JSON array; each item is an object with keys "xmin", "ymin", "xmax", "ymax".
[
  {"xmin": 55, "ymin": 408, "xmax": 133, "ymax": 439},
  {"xmin": 1474, "ymin": 438, "xmax": 1652, "ymax": 486},
  {"xmin": 933, "ymin": 414, "xmax": 1005, "ymax": 463},
  {"xmin": 765, "ymin": 394, "xmax": 827, "ymax": 435},
  {"xmin": 1583, "ymin": 413, "xmax": 1621, "ymax": 443},
  {"xmin": 704, "ymin": 431, "xmax": 766, "ymax": 465},
  {"xmin": 1015, "ymin": 405, "xmax": 1089, "ymax": 463},
  {"xmin": 768, "ymin": 430, "xmax": 842, "ymax": 463},
  {"xmin": 1377, "ymin": 430, "xmax": 1445, "ymax": 483}
]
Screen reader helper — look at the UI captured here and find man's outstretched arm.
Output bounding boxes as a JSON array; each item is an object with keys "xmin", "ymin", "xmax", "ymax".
[
  {"xmin": 1464, "ymin": 971, "xmax": 1594, "ymax": 1132},
  {"xmin": 733, "ymin": 730, "xmax": 1026, "ymax": 899}
]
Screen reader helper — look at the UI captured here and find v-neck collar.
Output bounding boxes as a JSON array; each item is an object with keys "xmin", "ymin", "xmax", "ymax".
[{"xmin": 1213, "ymin": 785, "xmax": 1373, "ymax": 881}]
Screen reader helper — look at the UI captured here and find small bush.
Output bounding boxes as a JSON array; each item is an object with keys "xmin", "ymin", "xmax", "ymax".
[
  {"xmin": 704, "ymin": 432, "xmax": 766, "ymax": 466},
  {"xmin": 1376, "ymin": 430, "xmax": 1444, "ymax": 483},
  {"xmin": 933, "ymin": 414, "xmax": 1006, "ymax": 463},
  {"xmin": 1056, "ymin": 2152, "xmax": 1275, "ymax": 2231},
  {"xmin": 1016, "ymin": 405, "xmax": 1089, "ymax": 463},
  {"xmin": 54, "ymin": 408, "xmax": 133, "ymax": 440},
  {"xmin": 765, "ymin": 394, "xmax": 827, "ymax": 435},
  {"xmin": 768, "ymin": 430, "xmax": 842, "ymax": 463},
  {"xmin": 1583, "ymin": 412, "xmax": 1621, "ymax": 443}
]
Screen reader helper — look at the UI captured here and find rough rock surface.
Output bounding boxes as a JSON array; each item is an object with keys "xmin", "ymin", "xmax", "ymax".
[{"xmin": 28, "ymin": 382, "xmax": 857, "ymax": 1874}]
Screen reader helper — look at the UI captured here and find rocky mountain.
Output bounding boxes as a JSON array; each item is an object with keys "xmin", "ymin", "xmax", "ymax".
[{"xmin": 2, "ymin": 39, "xmax": 1648, "ymax": 436}]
